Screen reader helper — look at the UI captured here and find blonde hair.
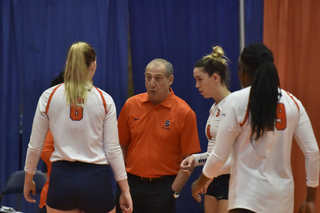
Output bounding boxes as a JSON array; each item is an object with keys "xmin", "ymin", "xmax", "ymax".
[
  {"xmin": 64, "ymin": 42, "xmax": 96, "ymax": 106},
  {"xmin": 203, "ymin": 46, "xmax": 229, "ymax": 67},
  {"xmin": 195, "ymin": 45, "xmax": 230, "ymax": 87}
]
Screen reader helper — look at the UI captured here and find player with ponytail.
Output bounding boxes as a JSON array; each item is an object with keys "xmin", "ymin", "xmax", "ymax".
[
  {"xmin": 181, "ymin": 45, "xmax": 231, "ymax": 213},
  {"xmin": 192, "ymin": 43, "xmax": 319, "ymax": 213},
  {"xmin": 24, "ymin": 42, "xmax": 133, "ymax": 213}
]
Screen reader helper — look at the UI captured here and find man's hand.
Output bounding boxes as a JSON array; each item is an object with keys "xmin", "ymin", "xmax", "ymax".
[{"xmin": 180, "ymin": 155, "xmax": 195, "ymax": 175}]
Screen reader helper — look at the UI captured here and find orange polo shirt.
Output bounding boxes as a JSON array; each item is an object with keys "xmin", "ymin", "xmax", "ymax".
[
  {"xmin": 39, "ymin": 130, "xmax": 54, "ymax": 208},
  {"xmin": 118, "ymin": 88, "xmax": 201, "ymax": 178}
]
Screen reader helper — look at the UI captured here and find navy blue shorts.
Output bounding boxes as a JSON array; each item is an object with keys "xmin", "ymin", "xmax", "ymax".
[
  {"xmin": 206, "ymin": 174, "xmax": 230, "ymax": 200},
  {"xmin": 47, "ymin": 161, "xmax": 114, "ymax": 213}
]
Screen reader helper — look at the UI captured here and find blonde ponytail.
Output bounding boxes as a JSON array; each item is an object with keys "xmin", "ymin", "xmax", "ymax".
[{"xmin": 64, "ymin": 42, "xmax": 96, "ymax": 106}]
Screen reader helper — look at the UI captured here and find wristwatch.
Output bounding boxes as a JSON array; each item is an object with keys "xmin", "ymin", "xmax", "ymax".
[{"xmin": 172, "ymin": 189, "xmax": 180, "ymax": 199}]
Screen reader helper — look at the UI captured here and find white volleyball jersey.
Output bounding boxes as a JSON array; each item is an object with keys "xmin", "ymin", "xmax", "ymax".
[
  {"xmin": 193, "ymin": 97, "xmax": 231, "ymax": 177},
  {"xmin": 25, "ymin": 84, "xmax": 127, "ymax": 181},
  {"xmin": 203, "ymin": 86, "xmax": 319, "ymax": 213}
]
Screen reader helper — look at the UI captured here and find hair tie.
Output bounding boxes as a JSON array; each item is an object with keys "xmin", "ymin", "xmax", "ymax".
[{"xmin": 258, "ymin": 51, "xmax": 273, "ymax": 64}]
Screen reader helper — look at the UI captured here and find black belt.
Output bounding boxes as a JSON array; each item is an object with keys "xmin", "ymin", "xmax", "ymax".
[{"xmin": 128, "ymin": 173, "xmax": 176, "ymax": 182}]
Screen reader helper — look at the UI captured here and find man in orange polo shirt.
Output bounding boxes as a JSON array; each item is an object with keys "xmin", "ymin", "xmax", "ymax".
[{"xmin": 116, "ymin": 58, "xmax": 201, "ymax": 213}]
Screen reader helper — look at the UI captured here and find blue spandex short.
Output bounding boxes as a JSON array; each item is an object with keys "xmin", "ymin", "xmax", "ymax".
[
  {"xmin": 206, "ymin": 174, "xmax": 230, "ymax": 200},
  {"xmin": 47, "ymin": 161, "xmax": 114, "ymax": 213}
]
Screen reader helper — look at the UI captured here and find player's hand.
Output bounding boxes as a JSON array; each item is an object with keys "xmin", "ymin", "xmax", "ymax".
[
  {"xmin": 180, "ymin": 155, "xmax": 195, "ymax": 175},
  {"xmin": 119, "ymin": 191, "xmax": 133, "ymax": 213},
  {"xmin": 298, "ymin": 201, "xmax": 316, "ymax": 213},
  {"xmin": 191, "ymin": 179, "xmax": 206, "ymax": 202},
  {"xmin": 23, "ymin": 180, "xmax": 36, "ymax": 203}
]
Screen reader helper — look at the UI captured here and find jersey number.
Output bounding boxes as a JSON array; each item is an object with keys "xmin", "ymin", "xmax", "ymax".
[
  {"xmin": 275, "ymin": 103, "xmax": 286, "ymax": 130},
  {"xmin": 70, "ymin": 99, "xmax": 84, "ymax": 121}
]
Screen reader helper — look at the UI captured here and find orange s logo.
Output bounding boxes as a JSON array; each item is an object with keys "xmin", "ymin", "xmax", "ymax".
[{"xmin": 216, "ymin": 109, "xmax": 220, "ymax": 117}]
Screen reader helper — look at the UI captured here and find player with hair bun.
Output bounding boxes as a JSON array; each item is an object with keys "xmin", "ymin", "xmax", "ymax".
[
  {"xmin": 192, "ymin": 43, "xmax": 319, "ymax": 213},
  {"xmin": 181, "ymin": 45, "xmax": 232, "ymax": 213}
]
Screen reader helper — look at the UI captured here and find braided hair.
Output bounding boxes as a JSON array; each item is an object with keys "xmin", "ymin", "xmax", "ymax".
[{"xmin": 240, "ymin": 43, "xmax": 281, "ymax": 141}]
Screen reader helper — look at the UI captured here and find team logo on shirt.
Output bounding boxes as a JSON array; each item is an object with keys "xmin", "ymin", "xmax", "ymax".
[
  {"xmin": 215, "ymin": 109, "xmax": 221, "ymax": 117},
  {"xmin": 162, "ymin": 120, "xmax": 171, "ymax": 130}
]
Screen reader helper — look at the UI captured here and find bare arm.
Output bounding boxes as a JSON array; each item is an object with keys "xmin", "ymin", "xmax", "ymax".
[
  {"xmin": 117, "ymin": 144, "xmax": 132, "ymax": 212},
  {"xmin": 172, "ymin": 154, "xmax": 195, "ymax": 192},
  {"xmin": 120, "ymin": 144, "xmax": 128, "ymax": 163},
  {"xmin": 298, "ymin": 187, "xmax": 317, "ymax": 213},
  {"xmin": 191, "ymin": 172, "xmax": 213, "ymax": 202},
  {"xmin": 118, "ymin": 179, "xmax": 133, "ymax": 213},
  {"xmin": 23, "ymin": 172, "xmax": 36, "ymax": 203}
]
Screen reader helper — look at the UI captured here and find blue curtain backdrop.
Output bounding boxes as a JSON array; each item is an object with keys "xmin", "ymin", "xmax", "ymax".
[
  {"xmin": 1, "ymin": 0, "xmax": 263, "ymax": 212},
  {"xmin": 0, "ymin": 0, "xmax": 22, "ymax": 209},
  {"xmin": 1, "ymin": 0, "xmax": 128, "ymax": 211},
  {"xmin": 244, "ymin": 0, "xmax": 264, "ymax": 45},
  {"xmin": 128, "ymin": 0, "xmax": 263, "ymax": 212}
]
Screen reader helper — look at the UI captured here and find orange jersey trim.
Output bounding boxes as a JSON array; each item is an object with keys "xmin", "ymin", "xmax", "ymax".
[
  {"xmin": 240, "ymin": 100, "xmax": 250, "ymax": 127},
  {"xmin": 286, "ymin": 91, "xmax": 300, "ymax": 113},
  {"xmin": 240, "ymin": 91, "xmax": 300, "ymax": 127},
  {"xmin": 45, "ymin": 84, "xmax": 62, "ymax": 114},
  {"xmin": 39, "ymin": 130, "xmax": 54, "ymax": 208},
  {"xmin": 240, "ymin": 108, "xmax": 249, "ymax": 127},
  {"xmin": 45, "ymin": 85, "xmax": 107, "ymax": 114},
  {"xmin": 94, "ymin": 86, "xmax": 107, "ymax": 114}
]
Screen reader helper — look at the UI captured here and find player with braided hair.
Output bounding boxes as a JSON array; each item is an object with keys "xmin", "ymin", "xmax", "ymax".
[{"xmin": 191, "ymin": 43, "xmax": 319, "ymax": 213}]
